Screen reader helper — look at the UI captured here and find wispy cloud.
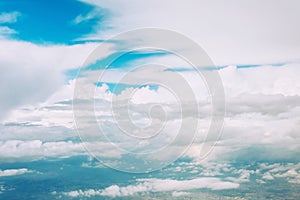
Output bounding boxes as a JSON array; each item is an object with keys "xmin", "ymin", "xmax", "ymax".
[
  {"xmin": 0, "ymin": 11, "xmax": 21, "ymax": 38},
  {"xmin": 72, "ymin": 9, "xmax": 101, "ymax": 24},
  {"xmin": 0, "ymin": 11, "xmax": 21, "ymax": 24},
  {"xmin": 0, "ymin": 26, "xmax": 17, "ymax": 35}
]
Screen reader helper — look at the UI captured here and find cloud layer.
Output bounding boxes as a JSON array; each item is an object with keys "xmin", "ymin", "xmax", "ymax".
[{"xmin": 63, "ymin": 177, "xmax": 239, "ymax": 198}]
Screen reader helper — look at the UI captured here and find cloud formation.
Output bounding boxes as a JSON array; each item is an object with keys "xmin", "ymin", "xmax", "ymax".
[
  {"xmin": 0, "ymin": 168, "xmax": 30, "ymax": 177},
  {"xmin": 63, "ymin": 177, "xmax": 239, "ymax": 198},
  {"xmin": 0, "ymin": 40, "xmax": 100, "ymax": 119}
]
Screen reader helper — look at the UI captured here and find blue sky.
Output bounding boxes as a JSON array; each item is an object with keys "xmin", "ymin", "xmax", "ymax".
[
  {"xmin": 0, "ymin": 0, "xmax": 300, "ymax": 199},
  {"xmin": 0, "ymin": 0, "xmax": 107, "ymax": 44}
]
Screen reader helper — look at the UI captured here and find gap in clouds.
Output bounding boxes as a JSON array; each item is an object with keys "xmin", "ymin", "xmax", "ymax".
[{"xmin": 0, "ymin": 0, "xmax": 109, "ymax": 44}]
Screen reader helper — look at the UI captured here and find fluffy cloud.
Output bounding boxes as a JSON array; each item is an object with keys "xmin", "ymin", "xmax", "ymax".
[
  {"xmin": 0, "ymin": 18, "xmax": 299, "ymax": 166},
  {"xmin": 220, "ymin": 64, "xmax": 300, "ymax": 96},
  {"xmin": 0, "ymin": 40, "xmax": 103, "ymax": 119},
  {"xmin": 2, "ymin": 62, "xmax": 300, "ymax": 166},
  {"xmin": 260, "ymin": 162, "xmax": 300, "ymax": 184},
  {"xmin": 60, "ymin": 160, "xmax": 300, "ymax": 198}
]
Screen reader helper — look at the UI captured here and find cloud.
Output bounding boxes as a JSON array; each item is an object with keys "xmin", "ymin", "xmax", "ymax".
[
  {"xmin": 0, "ymin": 25, "xmax": 299, "ymax": 166},
  {"xmin": 0, "ymin": 11, "xmax": 21, "ymax": 24},
  {"xmin": 0, "ymin": 140, "xmax": 122, "ymax": 162},
  {"xmin": 259, "ymin": 162, "xmax": 300, "ymax": 184},
  {"xmin": 0, "ymin": 140, "xmax": 83, "ymax": 161},
  {"xmin": 2, "ymin": 61, "xmax": 300, "ymax": 165},
  {"xmin": 220, "ymin": 64, "xmax": 300, "ymax": 96},
  {"xmin": 80, "ymin": 0, "xmax": 300, "ymax": 65},
  {"xmin": 172, "ymin": 191, "xmax": 190, "ymax": 197},
  {"xmin": 72, "ymin": 9, "xmax": 102, "ymax": 24},
  {"xmin": 0, "ymin": 11, "xmax": 21, "ymax": 38},
  {"xmin": 62, "ymin": 177, "xmax": 239, "ymax": 197},
  {"xmin": 0, "ymin": 26, "xmax": 17, "ymax": 39},
  {"xmin": 0, "ymin": 26, "xmax": 17, "ymax": 35},
  {"xmin": 0, "ymin": 168, "xmax": 30, "ymax": 177},
  {"xmin": 63, "ymin": 160, "xmax": 300, "ymax": 198},
  {"xmin": 0, "ymin": 40, "xmax": 105, "ymax": 119}
]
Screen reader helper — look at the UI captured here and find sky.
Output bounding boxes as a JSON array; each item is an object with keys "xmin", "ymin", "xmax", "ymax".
[{"xmin": 0, "ymin": 0, "xmax": 300, "ymax": 199}]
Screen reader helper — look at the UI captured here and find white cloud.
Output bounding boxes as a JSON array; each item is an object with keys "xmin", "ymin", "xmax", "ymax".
[
  {"xmin": 80, "ymin": 0, "xmax": 300, "ymax": 65},
  {"xmin": 0, "ymin": 140, "xmax": 122, "ymax": 161},
  {"xmin": 0, "ymin": 20, "xmax": 299, "ymax": 166},
  {"xmin": 220, "ymin": 64, "xmax": 300, "ymax": 96},
  {"xmin": 0, "ymin": 11, "xmax": 21, "ymax": 24},
  {"xmin": 0, "ymin": 40, "xmax": 112, "ymax": 119},
  {"xmin": 0, "ymin": 168, "xmax": 30, "ymax": 177},
  {"xmin": 63, "ymin": 177, "xmax": 239, "ymax": 197},
  {"xmin": 0, "ymin": 140, "xmax": 82, "ymax": 161},
  {"xmin": 262, "ymin": 173, "xmax": 274, "ymax": 180},
  {"xmin": 262, "ymin": 163, "xmax": 300, "ymax": 184},
  {"xmin": 2, "ymin": 62, "xmax": 300, "ymax": 165}
]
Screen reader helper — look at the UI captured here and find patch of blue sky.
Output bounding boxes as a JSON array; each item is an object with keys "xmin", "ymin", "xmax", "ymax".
[
  {"xmin": 236, "ymin": 62, "xmax": 288, "ymax": 69},
  {"xmin": 0, "ymin": 0, "xmax": 108, "ymax": 44},
  {"xmin": 64, "ymin": 50, "xmax": 168, "ymax": 81},
  {"xmin": 236, "ymin": 64, "xmax": 263, "ymax": 69},
  {"xmin": 96, "ymin": 82, "xmax": 158, "ymax": 95},
  {"xmin": 165, "ymin": 65, "xmax": 227, "ymax": 72},
  {"xmin": 66, "ymin": 50, "xmax": 166, "ymax": 94},
  {"xmin": 84, "ymin": 50, "xmax": 168, "ymax": 71},
  {"xmin": 166, "ymin": 62, "xmax": 290, "ymax": 72},
  {"xmin": 64, "ymin": 53, "xmax": 292, "ymax": 85},
  {"xmin": 63, "ymin": 68, "xmax": 80, "ymax": 82}
]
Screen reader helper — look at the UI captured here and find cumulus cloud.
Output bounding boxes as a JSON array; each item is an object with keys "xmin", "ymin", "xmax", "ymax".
[
  {"xmin": 259, "ymin": 162, "xmax": 300, "ymax": 184},
  {"xmin": 0, "ymin": 9, "xmax": 299, "ymax": 166},
  {"xmin": 60, "ymin": 160, "xmax": 300, "ymax": 198},
  {"xmin": 0, "ymin": 40, "xmax": 103, "ymax": 119},
  {"xmin": 2, "ymin": 61, "xmax": 299, "ymax": 166}
]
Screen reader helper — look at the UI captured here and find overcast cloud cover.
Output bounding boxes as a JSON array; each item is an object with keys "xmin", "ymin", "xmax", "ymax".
[{"xmin": 0, "ymin": 0, "xmax": 300, "ymax": 199}]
